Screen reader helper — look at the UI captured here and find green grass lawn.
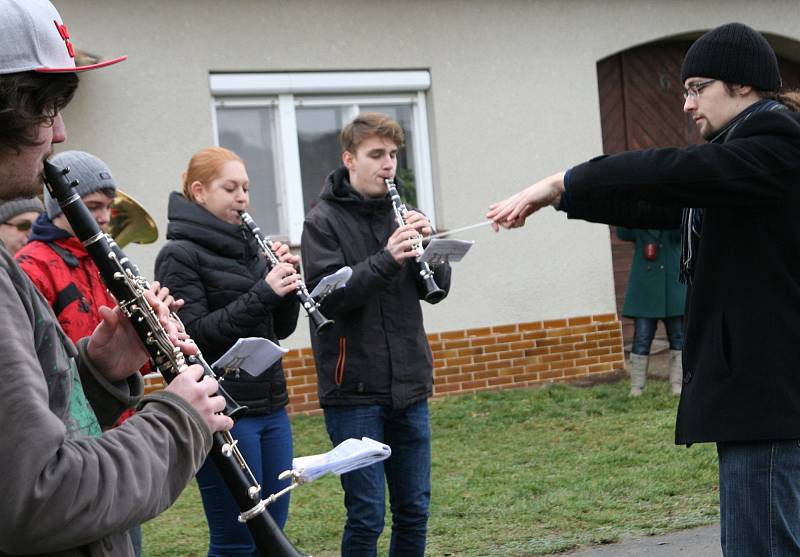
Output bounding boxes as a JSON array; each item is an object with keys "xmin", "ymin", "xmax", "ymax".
[{"xmin": 142, "ymin": 379, "xmax": 719, "ymax": 556}]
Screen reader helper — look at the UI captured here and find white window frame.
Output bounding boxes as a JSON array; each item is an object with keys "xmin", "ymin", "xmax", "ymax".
[{"xmin": 210, "ymin": 71, "xmax": 435, "ymax": 244}]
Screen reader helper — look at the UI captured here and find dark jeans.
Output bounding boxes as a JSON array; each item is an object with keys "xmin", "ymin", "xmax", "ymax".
[
  {"xmin": 631, "ymin": 316, "xmax": 684, "ymax": 355},
  {"xmin": 324, "ymin": 401, "xmax": 431, "ymax": 557},
  {"xmin": 718, "ymin": 440, "xmax": 800, "ymax": 556},
  {"xmin": 196, "ymin": 409, "xmax": 294, "ymax": 557}
]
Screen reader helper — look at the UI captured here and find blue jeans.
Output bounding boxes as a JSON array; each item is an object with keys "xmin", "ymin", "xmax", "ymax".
[
  {"xmin": 196, "ymin": 409, "xmax": 294, "ymax": 557},
  {"xmin": 631, "ymin": 316, "xmax": 684, "ymax": 355},
  {"xmin": 717, "ymin": 440, "xmax": 800, "ymax": 556},
  {"xmin": 324, "ymin": 401, "xmax": 431, "ymax": 557}
]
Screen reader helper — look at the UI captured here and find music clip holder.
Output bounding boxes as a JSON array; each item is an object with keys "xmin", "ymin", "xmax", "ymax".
[{"xmin": 418, "ymin": 238, "xmax": 474, "ymax": 266}]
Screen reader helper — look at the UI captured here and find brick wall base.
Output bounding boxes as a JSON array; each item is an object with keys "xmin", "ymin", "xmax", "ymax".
[{"xmin": 143, "ymin": 313, "xmax": 625, "ymax": 415}]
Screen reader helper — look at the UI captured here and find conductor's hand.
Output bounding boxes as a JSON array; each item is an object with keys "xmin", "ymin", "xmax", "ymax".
[
  {"xmin": 386, "ymin": 224, "xmax": 421, "ymax": 264},
  {"xmin": 271, "ymin": 240, "xmax": 301, "ymax": 267},
  {"xmin": 165, "ymin": 365, "xmax": 234, "ymax": 433},
  {"xmin": 266, "ymin": 262, "xmax": 301, "ymax": 297},
  {"xmin": 403, "ymin": 210, "xmax": 433, "ymax": 238},
  {"xmin": 487, "ymin": 171, "xmax": 566, "ymax": 230},
  {"xmin": 88, "ymin": 288, "xmax": 198, "ymax": 383}
]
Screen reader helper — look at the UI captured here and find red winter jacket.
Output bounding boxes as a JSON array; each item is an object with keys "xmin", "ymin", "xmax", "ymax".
[
  {"xmin": 17, "ymin": 236, "xmax": 117, "ymax": 342},
  {"xmin": 16, "ymin": 216, "xmax": 146, "ymax": 424}
]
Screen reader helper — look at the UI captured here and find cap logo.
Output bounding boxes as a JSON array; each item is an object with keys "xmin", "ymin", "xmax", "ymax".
[{"xmin": 53, "ymin": 20, "xmax": 75, "ymax": 59}]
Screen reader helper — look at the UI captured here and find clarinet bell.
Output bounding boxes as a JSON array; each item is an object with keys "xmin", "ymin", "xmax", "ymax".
[
  {"xmin": 423, "ymin": 279, "xmax": 447, "ymax": 304},
  {"xmin": 309, "ymin": 307, "xmax": 334, "ymax": 334}
]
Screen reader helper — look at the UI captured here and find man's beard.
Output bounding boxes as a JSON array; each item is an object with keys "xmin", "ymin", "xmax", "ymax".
[{"xmin": 0, "ymin": 148, "xmax": 51, "ymax": 202}]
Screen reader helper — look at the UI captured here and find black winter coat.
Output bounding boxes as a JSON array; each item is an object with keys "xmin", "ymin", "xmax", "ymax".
[
  {"xmin": 301, "ymin": 168, "xmax": 451, "ymax": 409},
  {"xmin": 564, "ymin": 109, "xmax": 800, "ymax": 445},
  {"xmin": 154, "ymin": 192, "xmax": 299, "ymax": 415}
]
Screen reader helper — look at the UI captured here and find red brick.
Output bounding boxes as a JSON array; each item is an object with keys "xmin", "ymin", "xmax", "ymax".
[
  {"xmin": 435, "ymin": 366, "xmax": 460, "ymax": 376},
  {"xmin": 524, "ymin": 347, "xmax": 550, "ymax": 357},
  {"xmin": 589, "ymin": 363, "xmax": 614, "ymax": 373},
  {"xmin": 470, "ymin": 337, "xmax": 496, "ymax": 347},
  {"xmin": 463, "ymin": 380, "xmax": 489, "ymax": 390},
  {"xmin": 292, "ymin": 401, "xmax": 323, "ymax": 413},
  {"xmin": 473, "ymin": 370, "xmax": 500, "ymax": 380},
  {"xmin": 592, "ymin": 313, "xmax": 617, "ymax": 322},
  {"xmin": 440, "ymin": 330, "xmax": 467, "ymax": 339},
  {"xmin": 484, "ymin": 343, "xmax": 511, "ymax": 354},
  {"xmin": 519, "ymin": 321, "xmax": 544, "ymax": 331},
  {"xmin": 575, "ymin": 341, "xmax": 599, "ymax": 350},
  {"xmin": 588, "ymin": 347, "xmax": 611, "ymax": 357},
  {"xmin": 509, "ymin": 340, "xmax": 533, "ymax": 350},
  {"xmin": 446, "ymin": 356, "xmax": 472, "ymax": 366},
  {"xmin": 282, "ymin": 358, "xmax": 303, "ymax": 369},
  {"xmin": 497, "ymin": 333, "xmax": 523, "ymax": 343},
  {"xmin": 542, "ymin": 353, "xmax": 564, "ymax": 363},
  {"xmin": 525, "ymin": 363, "xmax": 549, "ymax": 373},
  {"xmin": 576, "ymin": 356, "xmax": 600, "ymax": 366},
  {"xmin": 488, "ymin": 376, "xmax": 514, "ymax": 387},
  {"xmin": 492, "ymin": 324, "xmax": 519, "ymax": 334},
  {"xmin": 444, "ymin": 339, "xmax": 470, "ymax": 349},
  {"xmin": 497, "ymin": 366, "xmax": 525, "ymax": 376},
  {"xmin": 286, "ymin": 376, "xmax": 306, "ymax": 387},
  {"xmin": 462, "ymin": 363, "xmax": 488, "ymax": 373},
  {"xmin": 550, "ymin": 359, "xmax": 577, "ymax": 370},
  {"xmin": 513, "ymin": 372, "xmax": 541, "ymax": 382},
  {"xmin": 599, "ymin": 338, "xmax": 623, "ymax": 349},
  {"xmin": 487, "ymin": 359, "xmax": 513, "ymax": 371},
  {"xmin": 522, "ymin": 330, "xmax": 547, "ymax": 340},
  {"xmin": 457, "ymin": 347, "xmax": 484, "ymax": 357},
  {"xmin": 535, "ymin": 338, "xmax": 562, "ymax": 347},
  {"xmin": 539, "ymin": 369, "xmax": 565, "ymax": 380},
  {"xmin": 292, "ymin": 384, "xmax": 317, "ymax": 395},
  {"xmin": 568, "ymin": 315, "xmax": 592, "ymax": 326},
  {"xmin": 475, "ymin": 353, "xmax": 500, "ymax": 363},
  {"xmin": 429, "ymin": 341, "xmax": 444, "ymax": 352},
  {"xmin": 435, "ymin": 383, "xmax": 463, "ymax": 394},
  {"xmin": 599, "ymin": 353, "xmax": 624, "ymax": 363},
  {"xmin": 543, "ymin": 318, "xmax": 568, "ymax": 328},
  {"xmin": 466, "ymin": 326, "xmax": 492, "ymax": 337}
]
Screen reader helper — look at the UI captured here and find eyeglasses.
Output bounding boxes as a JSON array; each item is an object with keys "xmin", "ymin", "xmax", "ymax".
[
  {"xmin": 1, "ymin": 220, "xmax": 33, "ymax": 232},
  {"xmin": 683, "ymin": 79, "xmax": 716, "ymax": 100}
]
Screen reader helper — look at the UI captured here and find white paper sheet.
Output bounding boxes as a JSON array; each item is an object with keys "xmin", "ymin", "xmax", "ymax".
[
  {"xmin": 309, "ymin": 266, "xmax": 352, "ymax": 299},
  {"xmin": 211, "ymin": 337, "xmax": 288, "ymax": 377},
  {"xmin": 289, "ymin": 437, "xmax": 392, "ymax": 483}
]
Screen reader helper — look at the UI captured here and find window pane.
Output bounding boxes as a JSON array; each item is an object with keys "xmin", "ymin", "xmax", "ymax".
[
  {"xmin": 216, "ymin": 106, "xmax": 282, "ymax": 236},
  {"xmin": 296, "ymin": 106, "xmax": 347, "ymax": 214},
  {"xmin": 365, "ymin": 104, "xmax": 417, "ymax": 206}
]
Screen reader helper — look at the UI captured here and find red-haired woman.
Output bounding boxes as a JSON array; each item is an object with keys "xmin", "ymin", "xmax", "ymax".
[{"xmin": 155, "ymin": 147, "xmax": 299, "ymax": 557}]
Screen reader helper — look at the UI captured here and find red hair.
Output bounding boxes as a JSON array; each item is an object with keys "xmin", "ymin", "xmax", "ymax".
[{"xmin": 181, "ymin": 147, "xmax": 244, "ymax": 202}]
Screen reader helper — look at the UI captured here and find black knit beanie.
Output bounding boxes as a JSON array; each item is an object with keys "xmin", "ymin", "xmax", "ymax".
[{"xmin": 681, "ymin": 22, "xmax": 781, "ymax": 92}]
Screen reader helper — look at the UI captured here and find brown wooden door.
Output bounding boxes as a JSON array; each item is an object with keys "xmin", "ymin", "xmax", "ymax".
[{"xmin": 597, "ymin": 40, "xmax": 800, "ymax": 344}]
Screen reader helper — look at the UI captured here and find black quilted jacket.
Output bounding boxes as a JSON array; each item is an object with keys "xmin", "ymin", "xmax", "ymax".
[{"xmin": 155, "ymin": 192, "xmax": 299, "ymax": 415}]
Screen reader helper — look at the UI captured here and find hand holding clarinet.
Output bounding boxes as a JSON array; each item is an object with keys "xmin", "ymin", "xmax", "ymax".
[{"xmin": 264, "ymin": 240, "xmax": 303, "ymax": 297}]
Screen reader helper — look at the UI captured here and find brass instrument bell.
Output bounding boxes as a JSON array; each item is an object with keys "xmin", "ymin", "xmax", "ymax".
[{"xmin": 108, "ymin": 190, "xmax": 158, "ymax": 247}]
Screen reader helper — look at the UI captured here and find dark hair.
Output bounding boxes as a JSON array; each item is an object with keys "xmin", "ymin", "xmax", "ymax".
[
  {"xmin": 722, "ymin": 81, "xmax": 800, "ymax": 112},
  {"xmin": 340, "ymin": 112, "xmax": 405, "ymax": 154},
  {"xmin": 0, "ymin": 72, "xmax": 79, "ymax": 153}
]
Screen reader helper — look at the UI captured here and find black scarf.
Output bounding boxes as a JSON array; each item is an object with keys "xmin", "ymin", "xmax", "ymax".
[{"xmin": 678, "ymin": 99, "xmax": 787, "ymax": 284}]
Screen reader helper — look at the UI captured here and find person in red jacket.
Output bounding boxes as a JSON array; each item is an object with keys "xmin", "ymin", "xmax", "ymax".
[
  {"xmin": 15, "ymin": 149, "xmax": 163, "ymax": 557},
  {"xmin": 17, "ymin": 150, "xmax": 119, "ymax": 341}
]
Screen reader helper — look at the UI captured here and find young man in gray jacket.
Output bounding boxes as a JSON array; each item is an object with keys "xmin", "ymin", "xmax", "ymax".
[{"xmin": 0, "ymin": 1, "xmax": 233, "ymax": 555}]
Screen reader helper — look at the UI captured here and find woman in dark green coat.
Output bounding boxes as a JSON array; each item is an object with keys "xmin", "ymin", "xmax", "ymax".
[{"xmin": 617, "ymin": 228, "xmax": 686, "ymax": 396}]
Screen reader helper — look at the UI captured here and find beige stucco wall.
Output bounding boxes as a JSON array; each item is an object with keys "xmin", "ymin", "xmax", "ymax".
[{"xmin": 52, "ymin": 0, "xmax": 800, "ymax": 349}]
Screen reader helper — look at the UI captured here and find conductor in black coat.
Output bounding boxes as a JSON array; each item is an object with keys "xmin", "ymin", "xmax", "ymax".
[{"xmin": 488, "ymin": 23, "xmax": 800, "ymax": 556}]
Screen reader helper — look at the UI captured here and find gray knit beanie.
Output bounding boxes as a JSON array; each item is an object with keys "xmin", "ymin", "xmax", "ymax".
[
  {"xmin": 681, "ymin": 22, "xmax": 781, "ymax": 92},
  {"xmin": 44, "ymin": 150, "xmax": 117, "ymax": 218},
  {"xmin": 0, "ymin": 197, "xmax": 44, "ymax": 223}
]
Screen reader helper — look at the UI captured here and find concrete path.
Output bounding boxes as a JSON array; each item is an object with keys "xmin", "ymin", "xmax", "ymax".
[{"xmin": 561, "ymin": 524, "xmax": 721, "ymax": 556}]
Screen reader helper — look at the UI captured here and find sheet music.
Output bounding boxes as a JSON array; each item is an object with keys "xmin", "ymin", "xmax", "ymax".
[
  {"xmin": 211, "ymin": 337, "xmax": 288, "ymax": 377},
  {"xmin": 309, "ymin": 266, "xmax": 352, "ymax": 299},
  {"xmin": 419, "ymin": 238, "xmax": 474, "ymax": 265},
  {"xmin": 289, "ymin": 437, "xmax": 392, "ymax": 483}
]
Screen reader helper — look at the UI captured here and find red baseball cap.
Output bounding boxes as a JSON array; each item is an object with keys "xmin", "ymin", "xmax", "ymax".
[{"xmin": 0, "ymin": 0, "xmax": 126, "ymax": 75}]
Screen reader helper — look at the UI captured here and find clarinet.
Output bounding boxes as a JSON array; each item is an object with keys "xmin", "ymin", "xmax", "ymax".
[
  {"xmin": 384, "ymin": 178, "xmax": 446, "ymax": 304},
  {"xmin": 240, "ymin": 211, "xmax": 333, "ymax": 334},
  {"xmin": 43, "ymin": 162, "xmax": 310, "ymax": 557}
]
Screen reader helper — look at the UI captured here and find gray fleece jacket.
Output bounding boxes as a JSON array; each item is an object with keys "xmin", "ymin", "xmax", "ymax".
[{"xmin": 0, "ymin": 243, "xmax": 212, "ymax": 556}]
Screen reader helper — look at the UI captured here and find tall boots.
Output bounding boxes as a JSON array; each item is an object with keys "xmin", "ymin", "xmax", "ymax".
[
  {"xmin": 629, "ymin": 353, "xmax": 648, "ymax": 397},
  {"xmin": 669, "ymin": 349, "xmax": 683, "ymax": 396}
]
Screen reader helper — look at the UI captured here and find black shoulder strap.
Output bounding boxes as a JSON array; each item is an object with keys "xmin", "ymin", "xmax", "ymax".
[
  {"xmin": 45, "ymin": 242, "xmax": 83, "ymax": 316},
  {"xmin": 46, "ymin": 241, "xmax": 79, "ymax": 268},
  {"xmin": 53, "ymin": 282, "xmax": 83, "ymax": 316}
]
